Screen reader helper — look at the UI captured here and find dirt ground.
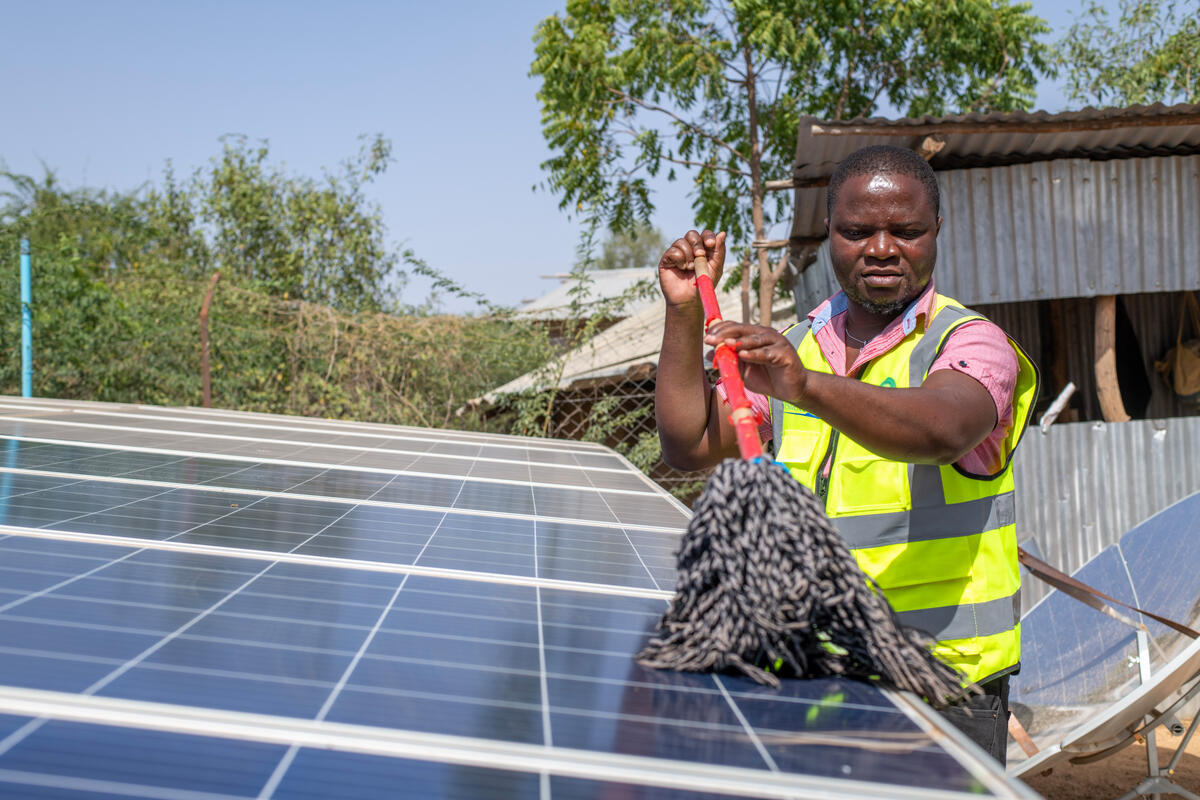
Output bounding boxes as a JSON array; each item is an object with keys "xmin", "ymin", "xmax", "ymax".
[{"xmin": 1021, "ymin": 723, "xmax": 1200, "ymax": 800}]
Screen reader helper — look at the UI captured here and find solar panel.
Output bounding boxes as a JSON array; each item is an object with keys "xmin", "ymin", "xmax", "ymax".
[
  {"xmin": 0, "ymin": 396, "xmax": 1035, "ymax": 799},
  {"xmin": 1008, "ymin": 491, "xmax": 1200, "ymax": 774}
]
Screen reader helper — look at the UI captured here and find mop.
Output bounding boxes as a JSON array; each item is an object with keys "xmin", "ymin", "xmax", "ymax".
[{"xmin": 636, "ymin": 255, "xmax": 969, "ymax": 706}]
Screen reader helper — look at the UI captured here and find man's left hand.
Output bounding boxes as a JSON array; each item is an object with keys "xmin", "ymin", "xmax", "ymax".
[{"xmin": 705, "ymin": 321, "xmax": 809, "ymax": 406}]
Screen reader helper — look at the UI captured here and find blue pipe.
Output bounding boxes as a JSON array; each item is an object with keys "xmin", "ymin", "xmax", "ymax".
[{"xmin": 20, "ymin": 238, "xmax": 32, "ymax": 397}]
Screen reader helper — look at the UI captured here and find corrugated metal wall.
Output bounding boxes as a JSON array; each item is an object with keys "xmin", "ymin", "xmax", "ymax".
[
  {"xmin": 1015, "ymin": 417, "xmax": 1200, "ymax": 612},
  {"xmin": 940, "ymin": 155, "xmax": 1200, "ymax": 303},
  {"xmin": 793, "ymin": 154, "xmax": 1200, "ymax": 306}
]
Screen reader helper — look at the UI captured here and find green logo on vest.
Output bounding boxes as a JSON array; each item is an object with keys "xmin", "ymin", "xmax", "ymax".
[{"xmin": 879, "ymin": 377, "xmax": 897, "ymax": 388}]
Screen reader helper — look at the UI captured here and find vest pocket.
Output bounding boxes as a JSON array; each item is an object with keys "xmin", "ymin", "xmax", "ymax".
[
  {"xmin": 776, "ymin": 427, "xmax": 821, "ymax": 475},
  {"xmin": 831, "ymin": 454, "xmax": 908, "ymax": 514},
  {"xmin": 931, "ymin": 636, "xmax": 983, "ymax": 667}
]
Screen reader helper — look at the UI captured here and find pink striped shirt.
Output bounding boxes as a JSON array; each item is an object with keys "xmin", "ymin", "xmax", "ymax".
[{"xmin": 715, "ymin": 283, "xmax": 1017, "ymax": 475}]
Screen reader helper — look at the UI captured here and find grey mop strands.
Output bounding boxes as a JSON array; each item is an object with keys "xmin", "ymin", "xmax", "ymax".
[{"xmin": 636, "ymin": 458, "xmax": 970, "ymax": 707}]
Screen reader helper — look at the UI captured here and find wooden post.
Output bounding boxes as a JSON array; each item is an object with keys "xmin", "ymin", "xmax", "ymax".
[
  {"xmin": 200, "ymin": 272, "xmax": 221, "ymax": 408},
  {"xmin": 1094, "ymin": 295, "xmax": 1130, "ymax": 422},
  {"xmin": 1047, "ymin": 299, "xmax": 1075, "ymax": 424}
]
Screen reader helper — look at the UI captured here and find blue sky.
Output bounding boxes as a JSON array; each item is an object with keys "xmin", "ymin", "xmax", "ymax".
[{"xmin": 2, "ymin": 1, "xmax": 1105, "ymax": 312}]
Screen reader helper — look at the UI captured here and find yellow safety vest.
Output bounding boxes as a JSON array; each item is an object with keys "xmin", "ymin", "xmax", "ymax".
[{"xmin": 769, "ymin": 293, "xmax": 1039, "ymax": 685}]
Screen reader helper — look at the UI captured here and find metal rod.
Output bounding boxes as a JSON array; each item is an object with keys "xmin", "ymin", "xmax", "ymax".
[{"xmin": 19, "ymin": 238, "xmax": 32, "ymax": 398}]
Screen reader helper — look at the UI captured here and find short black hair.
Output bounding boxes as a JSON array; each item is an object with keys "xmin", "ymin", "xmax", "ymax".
[{"xmin": 826, "ymin": 145, "xmax": 940, "ymax": 219}]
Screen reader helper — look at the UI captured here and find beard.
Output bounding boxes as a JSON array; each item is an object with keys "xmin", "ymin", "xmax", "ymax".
[{"xmin": 844, "ymin": 288, "xmax": 913, "ymax": 316}]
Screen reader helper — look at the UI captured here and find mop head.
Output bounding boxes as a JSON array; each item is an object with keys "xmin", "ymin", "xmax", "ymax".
[{"xmin": 637, "ymin": 459, "xmax": 971, "ymax": 707}]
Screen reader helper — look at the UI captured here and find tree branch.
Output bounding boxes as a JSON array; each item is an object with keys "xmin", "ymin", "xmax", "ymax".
[
  {"xmin": 605, "ymin": 87, "xmax": 749, "ymax": 164},
  {"xmin": 969, "ymin": 47, "xmax": 1012, "ymax": 111},
  {"xmin": 659, "ymin": 154, "xmax": 752, "ymax": 177},
  {"xmin": 834, "ymin": 7, "xmax": 868, "ymax": 121},
  {"xmin": 768, "ymin": 243, "xmax": 790, "ymax": 281}
]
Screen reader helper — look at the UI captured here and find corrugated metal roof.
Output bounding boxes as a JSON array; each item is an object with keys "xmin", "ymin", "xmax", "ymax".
[
  {"xmin": 515, "ymin": 268, "xmax": 659, "ymax": 320},
  {"xmin": 788, "ymin": 102, "xmax": 1200, "ymax": 241}
]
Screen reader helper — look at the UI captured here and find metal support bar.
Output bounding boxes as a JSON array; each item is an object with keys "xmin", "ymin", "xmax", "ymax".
[
  {"xmin": 1135, "ymin": 632, "xmax": 1162, "ymax": 800},
  {"xmin": 1165, "ymin": 711, "xmax": 1200, "ymax": 775},
  {"xmin": 1114, "ymin": 775, "xmax": 1200, "ymax": 800},
  {"xmin": 19, "ymin": 238, "xmax": 32, "ymax": 398}
]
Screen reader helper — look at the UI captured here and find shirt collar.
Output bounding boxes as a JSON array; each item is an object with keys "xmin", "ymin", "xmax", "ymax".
[{"xmin": 808, "ymin": 281, "xmax": 937, "ymax": 336}]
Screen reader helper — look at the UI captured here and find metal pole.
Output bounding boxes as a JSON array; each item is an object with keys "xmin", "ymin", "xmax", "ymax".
[{"xmin": 19, "ymin": 238, "xmax": 33, "ymax": 397}]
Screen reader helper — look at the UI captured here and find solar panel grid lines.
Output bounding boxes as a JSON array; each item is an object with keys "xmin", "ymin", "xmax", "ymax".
[
  {"xmin": 0, "ymin": 537, "xmax": 1022, "ymax": 796},
  {"xmin": 0, "ymin": 398, "xmax": 1036, "ymax": 799},
  {"xmin": 0, "ymin": 431, "xmax": 667, "ymax": 498},
  {"xmin": 123, "ymin": 405, "xmax": 612, "ymax": 451},
  {"xmin": 531, "ymin": 469, "xmax": 557, "ymax": 800},
  {"xmin": 0, "ymin": 478, "xmax": 390, "ymax": 760},
  {"xmin": 0, "ymin": 526, "xmax": 677, "ymax": 602},
  {"xmin": 0, "ymin": 399, "xmax": 612, "ymax": 455},
  {"xmin": 255, "ymin": 547, "xmax": 425, "ymax": 798},
  {"xmin": 0, "ymin": 431, "xmax": 649, "ymax": 498},
  {"xmin": 65, "ymin": 408, "xmax": 621, "ymax": 463},
  {"xmin": 0, "ymin": 687, "xmax": 1018, "ymax": 800},
  {"xmin": 0, "ymin": 410, "xmax": 615, "ymax": 474},
  {"xmin": 0, "ymin": 460, "xmax": 687, "ymax": 534}
]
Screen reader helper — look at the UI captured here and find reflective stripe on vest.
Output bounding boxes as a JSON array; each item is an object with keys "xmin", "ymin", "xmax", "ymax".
[{"xmin": 768, "ymin": 294, "xmax": 1039, "ymax": 684}]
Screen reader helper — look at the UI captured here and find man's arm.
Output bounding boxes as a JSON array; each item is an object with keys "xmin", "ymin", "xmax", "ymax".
[
  {"xmin": 704, "ymin": 321, "xmax": 997, "ymax": 465},
  {"xmin": 654, "ymin": 230, "xmax": 741, "ymax": 470}
]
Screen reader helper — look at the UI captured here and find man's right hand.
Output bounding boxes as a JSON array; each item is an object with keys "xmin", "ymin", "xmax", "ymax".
[{"xmin": 658, "ymin": 229, "xmax": 726, "ymax": 308}]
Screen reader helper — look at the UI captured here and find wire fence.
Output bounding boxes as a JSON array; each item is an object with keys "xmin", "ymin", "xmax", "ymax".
[{"xmin": 539, "ymin": 377, "xmax": 713, "ymax": 504}]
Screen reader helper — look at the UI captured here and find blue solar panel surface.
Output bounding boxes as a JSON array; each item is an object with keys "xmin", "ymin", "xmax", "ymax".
[
  {"xmin": 0, "ymin": 397, "xmax": 1031, "ymax": 799},
  {"xmin": 1009, "ymin": 491, "xmax": 1200, "ymax": 766}
]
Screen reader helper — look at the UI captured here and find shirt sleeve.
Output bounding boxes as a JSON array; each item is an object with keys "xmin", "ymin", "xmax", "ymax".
[
  {"xmin": 928, "ymin": 319, "xmax": 1019, "ymax": 476},
  {"xmin": 713, "ymin": 378, "xmax": 773, "ymax": 443}
]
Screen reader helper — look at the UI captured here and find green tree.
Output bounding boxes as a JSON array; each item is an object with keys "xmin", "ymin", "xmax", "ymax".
[
  {"xmin": 0, "ymin": 167, "xmax": 550, "ymax": 421},
  {"xmin": 1057, "ymin": 0, "xmax": 1199, "ymax": 106},
  {"xmin": 145, "ymin": 134, "xmax": 404, "ymax": 312},
  {"xmin": 598, "ymin": 224, "xmax": 667, "ymax": 269},
  {"xmin": 531, "ymin": 0, "xmax": 1050, "ymax": 323}
]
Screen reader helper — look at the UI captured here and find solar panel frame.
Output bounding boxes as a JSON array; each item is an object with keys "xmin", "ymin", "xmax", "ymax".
[{"xmin": 0, "ymin": 396, "xmax": 1035, "ymax": 799}]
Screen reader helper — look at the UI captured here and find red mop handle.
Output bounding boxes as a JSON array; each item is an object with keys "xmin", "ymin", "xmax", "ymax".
[{"xmin": 693, "ymin": 256, "xmax": 764, "ymax": 460}]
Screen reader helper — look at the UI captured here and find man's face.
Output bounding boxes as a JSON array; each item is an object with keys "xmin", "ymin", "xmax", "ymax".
[{"xmin": 825, "ymin": 172, "xmax": 940, "ymax": 316}]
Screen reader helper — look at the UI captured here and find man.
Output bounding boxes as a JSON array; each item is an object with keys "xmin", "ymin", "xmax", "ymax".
[{"xmin": 654, "ymin": 145, "xmax": 1038, "ymax": 764}]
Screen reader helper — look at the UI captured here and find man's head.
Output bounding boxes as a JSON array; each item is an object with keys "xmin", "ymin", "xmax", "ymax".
[{"xmin": 824, "ymin": 146, "xmax": 941, "ymax": 317}]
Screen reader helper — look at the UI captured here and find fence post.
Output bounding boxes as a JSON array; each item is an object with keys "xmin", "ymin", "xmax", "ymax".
[
  {"xmin": 200, "ymin": 272, "xmax": 221, "ymax": 408},
  {"xmin": 19, "ymin": 238, "xmax": 32, "ymax": 397}
]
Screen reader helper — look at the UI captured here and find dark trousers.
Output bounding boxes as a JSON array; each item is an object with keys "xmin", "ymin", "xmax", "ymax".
[{"xmin": 936, "ymin": 675, "xmax": 1010, "ymax": 765}]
